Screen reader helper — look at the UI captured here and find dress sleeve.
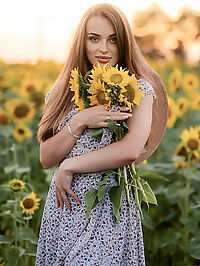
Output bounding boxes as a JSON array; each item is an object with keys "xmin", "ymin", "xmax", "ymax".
[
  {"xmin": 137, "ymin": 78, "xmax": 157, "ymax": 101},
  {"xmin": 45, "ymin": 84, "xmax": 55, "ymax": 104}
]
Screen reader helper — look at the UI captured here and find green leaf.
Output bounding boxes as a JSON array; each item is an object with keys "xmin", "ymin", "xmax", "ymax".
[
  {"xmin": 84, "ymin": 186, "xmax": 98, "ymax": 218},
  {"xmin": 16, "ymin": 212, "xmax": 26, "ymax": 224},
  {"xmin": 107, "ymin": 120, "xmax": 123, "ymax": 137},
  {"xmin": 16, "ymin": 167, "xmax": 31, "ymax": 174},
  {"xmin": 121, "ymin": 120, "xmax": 129, "ymax": 131},
  {"xmin": 5, "ymin": 245, "xmax": 20, "ymax": 266},
  {"xmin": 4, "ymin": 164, "xmax": 18, "ymax": 174},
  {"xmin": 109, "ymin": 176, "xmax": 124, "ymax": 224},
  {"xmin": 139, "ymin": 178, "xmax": 158, "ymax": 205},
  {"xmin": 88, "ymin": 128, "xmax": 103, "ymax": 140},
  {"xmin": 0, "ymin": 235, "xmax": 12, "ymax": 244},
  {"xmin": 17, "ymin": 227, "xmax": 38, "ymax": 245},
  {"xmin": 98, "ymin": 176, "xmax": 108, "ymax": 201},
  {"xmin": 191, "ymin": 249, "xmax": 200, "ymax": 259},
  {"xmin": 136, "ymin": 168, "xmax": 169, "ymax": 181},
  {"xmin": 24, "ymin": 246, "xmax": 37, "ymax": 256}
]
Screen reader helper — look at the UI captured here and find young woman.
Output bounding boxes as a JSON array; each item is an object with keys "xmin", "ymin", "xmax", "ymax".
[{"xmin": 36, "ymin": 3, "xmax": 168, "ymax": 265}]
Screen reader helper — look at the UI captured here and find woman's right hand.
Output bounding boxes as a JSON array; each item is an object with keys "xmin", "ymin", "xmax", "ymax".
[{"xmin": 72, "ymin": 105, "xmax": 132, "ymax": 130}]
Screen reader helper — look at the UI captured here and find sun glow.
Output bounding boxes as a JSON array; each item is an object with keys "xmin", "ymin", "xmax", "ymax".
[{"xmin": 0, "ymin": 0, "xmax": 199, "ymax": 63}]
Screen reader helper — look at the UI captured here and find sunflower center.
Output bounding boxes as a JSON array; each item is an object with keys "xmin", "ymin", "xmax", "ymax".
[
  {"xmin": 96, "ymin": 90, "xmax": 108, "ymax": 105},
  {"xmin": 168, "ymin": 108, "xmax": 171, "ymax": 118},
  {"xmin": 179, "ymin": 104, "xmax": 183, "ymax": 110},
  {"xmin": 0, "ymin": 114, "xmax": 9, "ymax": 124},
  {"xmin": 173, "ymin": 78, "xmax": 177, "ymax": 85},
  {"xmin": 124, "ymin": 85, "xmax": 135, "ymax": 102},
  {"xmin": 189, "ymin": 80, "xmax": 193, "ymax": 85},
  {"xmin": 177, "ymin": 146, "xmax": 188, "ymax": 160},
  {"xmin": 27, "ymin": 85, "xmax": 35, "ymax": 92},
  {"xmin": 12, "ymin": 183, "xmax": 22, "ymax": 190},
  {"xmin": 111, "ymin": 74, "xmax": 123, "ymax": 84},
  {"xmin": 187, "ymin": 139, "xmax": 199, "ymax": 150},
  {"xmin": 23, "ymin": 198, "xmax": 35, "ymax": 209},
  {"xmin": 14, "ymin": 104, "xmax": 29, "ymax": 118},
  {"xmin": 18, "ymin": 128, "xmax": 25, "ymax": 135}
]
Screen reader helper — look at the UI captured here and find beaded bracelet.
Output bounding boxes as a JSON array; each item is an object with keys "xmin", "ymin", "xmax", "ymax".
[{"xmin": 67, "ymin": 122, "xmax": 80, "ymax": 139}]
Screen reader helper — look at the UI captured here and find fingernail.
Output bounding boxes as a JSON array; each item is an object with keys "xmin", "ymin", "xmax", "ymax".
[
  {"xmin": 123, "ymin": 115, "xmax": 129, "ymax": 119},
  {"xmin": 127, "ymin": 113, "xmax": 132, "ymax": 117},
  {"xmin": 125, "ymin": 107, "xmax": 129, "ymax": 110}
]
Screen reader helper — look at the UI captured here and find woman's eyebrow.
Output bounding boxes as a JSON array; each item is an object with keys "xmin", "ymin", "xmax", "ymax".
[{"xmin": 88, "ymin": 32, "xmax": 116, "ymax": 37}]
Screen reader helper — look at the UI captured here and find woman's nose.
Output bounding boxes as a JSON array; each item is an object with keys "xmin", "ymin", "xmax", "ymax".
[{"xmin": 99, "ymin": 41, "xmax": 108, "ymax": 54}]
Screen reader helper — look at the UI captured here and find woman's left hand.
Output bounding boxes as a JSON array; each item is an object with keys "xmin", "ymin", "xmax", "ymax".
[{"xmin": 55, "ymin": 163, "xmax": 81, "ymax": 212}]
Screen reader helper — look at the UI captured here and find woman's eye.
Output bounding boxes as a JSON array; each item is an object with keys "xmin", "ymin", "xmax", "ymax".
[
  {"xmin": 89, "ymin": 37, "xmax": 99, "ymax": 42},
  {"xmin": 110, "ymin": 38, "xmax": 117, "ymax": 44}
]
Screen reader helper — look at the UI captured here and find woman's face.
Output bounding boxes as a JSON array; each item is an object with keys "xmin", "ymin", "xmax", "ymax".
[{"xmin": 85, "ymin": 15, "xmax": 119, "ymax": 68}]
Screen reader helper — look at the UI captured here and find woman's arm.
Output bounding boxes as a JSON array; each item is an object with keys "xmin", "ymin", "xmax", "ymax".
[
  {"xmin": 40, "ymin": 117, "xmax": 85, "ymax": 169},
  {"xmin": 61, "ymin": 94, "xmax": 153, "ymax": 173},
  {"xmin": 40, "ymin": 106, "xmax": 132, "ymax": 169}
]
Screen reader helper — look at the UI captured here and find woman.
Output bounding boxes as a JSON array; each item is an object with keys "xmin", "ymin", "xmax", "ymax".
[{"xmin": 36, "ymin": 3, "xmax": 168, "ymax": 265}]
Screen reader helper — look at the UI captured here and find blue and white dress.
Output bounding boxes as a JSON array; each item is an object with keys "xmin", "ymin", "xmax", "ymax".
[{"xmin": 35, "ymin": 79, "xmax": 156, "ymax": 266}]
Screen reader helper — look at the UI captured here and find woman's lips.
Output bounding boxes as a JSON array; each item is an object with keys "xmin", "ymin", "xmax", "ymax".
[{"xmin": 96, "ymin": 56, "xmax": 112, "ymax": 63}]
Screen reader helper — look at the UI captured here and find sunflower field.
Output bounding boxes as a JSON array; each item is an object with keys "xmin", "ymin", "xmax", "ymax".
[{"xmin": 0, "ymin": 56, "xmax": 200, "ymax": 266}]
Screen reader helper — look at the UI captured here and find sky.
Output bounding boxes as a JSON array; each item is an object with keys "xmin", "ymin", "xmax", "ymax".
[{"xmin": 0, "ymin": 0, "xmax": 200, "ymax": 63}]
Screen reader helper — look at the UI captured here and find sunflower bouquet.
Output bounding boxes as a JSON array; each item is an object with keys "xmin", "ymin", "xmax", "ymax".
[{"xmin": 69, "ymin": 63, "xmax": 158, "ymax": 224}]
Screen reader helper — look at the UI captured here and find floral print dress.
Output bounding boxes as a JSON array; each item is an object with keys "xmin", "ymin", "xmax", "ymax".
[{"xmin": 35, "ymin": 79, "xmax": 156, "ymax": 266}]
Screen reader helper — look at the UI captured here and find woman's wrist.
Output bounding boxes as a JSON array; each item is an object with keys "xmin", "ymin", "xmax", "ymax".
[
  {"xmin": 69, "ymin": 114, "xmax": 86, "ymax": 136},
  {"xmin": 60, "ymin": 158, "xmax": 74, "ymax": 173}
]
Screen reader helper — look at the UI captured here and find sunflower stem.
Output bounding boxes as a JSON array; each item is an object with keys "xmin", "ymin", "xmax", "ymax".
[
  {"xmin": 123, "ymin": 166, "xmax": 130, "ymax": 205},
  {"xmin": 13, "ymin": 144, "xmax": 18, "ymax": 176},
  {"xmin": 183, "ymin": 167, "xmax": 191, "ymax": 262},
  {"xmin": 13, "ymin": 193, "xmax": 18, "ymax": 247},
  {"xmin": 23, "ymin": 140, "xmax": 29, "ymax": 166}
]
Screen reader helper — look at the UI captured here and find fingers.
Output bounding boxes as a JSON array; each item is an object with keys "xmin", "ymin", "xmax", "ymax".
[
  {"xmin": 60, "ymin": 187, "xmax": 72, "ymax": 212},
  {"xmin": 104, "ymin": 112, "xmax": 132, "ymax": 122},
  {"xmin": 67, "ymin": 189, "xmax": 81, "ymax": 205},
  {"xmin": 56, "ymin": 186, "xmax": 80, "ymax": 212},
  {"xmin": 56, "ymin": 189, "xmax": 64, "ymax": 211}
]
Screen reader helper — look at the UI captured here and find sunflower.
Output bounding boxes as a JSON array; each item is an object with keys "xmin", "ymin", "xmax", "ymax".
[
  {"xmin": 88, "ymin": 80, "xmax": 109, "ymax": 107},
  {"xmin": 9, "ymin": 179, "xmax": 26, "ymax": 192},
  {"xmin": 168, "ymin": 68, "xmax": 182, "ymax": 93},
  {"xmin": 69, "ymin": 68, "xmax": 86, "ymax": 112},
  {"xmin": 102, "ymin": 65, "xmax": 130, "ymax": 87},
  {"xmin": 0, "ymin": 109, "xmax": 10, "ymax": 125},
  {"xmin": 19, "ymin": 77, "xmax": 42, "ymax": 99},
  {"xmin": 190, "ymin": 93, "xmax": 200, "ymax": 111},
  {"xmin": 194, "ymin": 125, "xmax": 200, "ymax": 139},
  {"xmin": 176, "ymin": 97, "xmax": 189, "ymax": 117},
  {"xmin": 190, "ymin": 151, "xmax": 200, "ymax": 165},
  {"xmin": 20, "ymin": 192, "xmax": 41, "ymax": 216},
  {"xmin": 174, "ymin": 142, "xmax": 189, "ymax": 168},
  {"xmin": 180, "ymin": 127, "xmax": 200, "ymax": 152},
  {"xmin": 122, "ymin": 77, "xmax": 145, "ymax": 111},
  {"xmin": 89, "ymin": 63, "xmax": 107, "ymax": 82},
  {"xmin": 167, "ymin": 97, "xmax": 179, "ymax": 128},
  {"xmin": 183, "ymin": 73, "xmax": 199, "ymax": 94},
  {"xmin": 12, "ymin": 124, "xmax": 32, "ymax": 142},
  {"xmin": 5, "ymin": 99, "xmax": 36, "ymax": 123},
  {"xmin": 69, "ymin": 68, "xmax": 79, "ymax": 101}
]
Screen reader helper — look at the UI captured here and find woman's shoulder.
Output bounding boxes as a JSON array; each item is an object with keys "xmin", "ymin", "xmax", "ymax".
[{"xmin": 137, "ymin": 78, "xmax": 157, "ymax": 100}]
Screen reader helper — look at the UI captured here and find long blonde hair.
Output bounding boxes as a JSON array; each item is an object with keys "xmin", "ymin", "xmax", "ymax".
[{"xmin": 37, "ymin": 3, "xmax": 167, "ymax": 143}]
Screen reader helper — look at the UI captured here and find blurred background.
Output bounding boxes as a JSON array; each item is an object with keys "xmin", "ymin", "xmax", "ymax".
[{"xmin": 0, "ymin": 1, "xmax": 200, "ymax": 265}]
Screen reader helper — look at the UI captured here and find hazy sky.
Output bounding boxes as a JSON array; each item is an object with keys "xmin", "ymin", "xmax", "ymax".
[{"xmin": 1, "ymin": 0, "xmax": 200, "ymax": 63}]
